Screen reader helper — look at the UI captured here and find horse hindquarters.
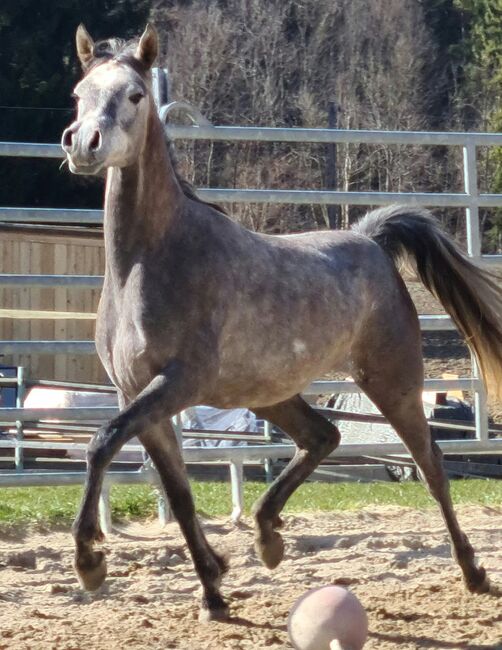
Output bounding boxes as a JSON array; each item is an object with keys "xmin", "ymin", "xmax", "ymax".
[{"xmin": 352, "ymin": 311, "xmax": 489, "ymax": 593}]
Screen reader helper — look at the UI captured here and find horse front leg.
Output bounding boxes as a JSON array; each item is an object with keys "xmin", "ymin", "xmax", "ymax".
[
  {"xmin": 73, "ymin": 362, "xmax": 195, "ymax": 591},
  {"xmin": 140, "ymin": 425, "xmax": 229, "ymax": 621},
  {"xmin": 252, "ymin": 395, "xmax": 340, "ymax": 569}
]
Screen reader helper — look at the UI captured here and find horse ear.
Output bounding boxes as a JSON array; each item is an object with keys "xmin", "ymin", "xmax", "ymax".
[
  {"xmin": 76, "ymin": 24, "xmax": 95, "ymax": 70},
  {"xmin": 135, "ymin": 23, "xmax": 158, "ymax": 70}
]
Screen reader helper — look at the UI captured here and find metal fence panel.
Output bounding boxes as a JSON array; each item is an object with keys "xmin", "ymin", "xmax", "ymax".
[{"xmin": 1, "ymin": 123, "xmax": 501, "ymax": 498}]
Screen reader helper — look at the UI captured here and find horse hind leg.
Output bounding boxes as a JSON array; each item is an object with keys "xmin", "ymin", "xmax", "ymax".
[
  {"xmin": 356, "ymin": 361, "xmax": 489, "ymax": 594},
  {"xmin": 252, "ymin": 395, "xmax": 340, "ymax": 569}
]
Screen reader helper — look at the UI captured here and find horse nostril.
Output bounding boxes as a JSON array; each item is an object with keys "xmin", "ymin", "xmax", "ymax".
[
  {"xmin": 62, "ymin": 129, "xmax": 74, "ymax": 150},
  {"xmin": 89, "ymin": 130, "xmax": 101, "ymax": 151}
]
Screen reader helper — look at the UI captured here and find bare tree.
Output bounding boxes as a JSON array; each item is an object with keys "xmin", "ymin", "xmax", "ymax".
[{"xmin": 152, "ymin": 0, "xmax": 455, "ymax": 234}]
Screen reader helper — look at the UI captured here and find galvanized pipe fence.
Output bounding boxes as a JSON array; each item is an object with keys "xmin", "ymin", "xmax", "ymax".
[{"xmin": 1, "ymin": 100, "xmax": 502, "ymax": 521}]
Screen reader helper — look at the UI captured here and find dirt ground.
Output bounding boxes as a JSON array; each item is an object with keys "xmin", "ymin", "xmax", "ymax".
[{"xmin": 0, "ymin": 506, "xmax": 501, "ymax": 649}]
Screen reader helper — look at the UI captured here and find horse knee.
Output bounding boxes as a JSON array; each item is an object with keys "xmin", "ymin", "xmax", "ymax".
[{"xmin": 86, "ymin": 424, "xmax": 119, "ymax": 469}]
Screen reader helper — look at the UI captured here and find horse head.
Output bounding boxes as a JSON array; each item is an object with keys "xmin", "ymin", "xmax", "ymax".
[{"xmin": 61, "ymin": 24, "xmax": 158, "ymax": 175}]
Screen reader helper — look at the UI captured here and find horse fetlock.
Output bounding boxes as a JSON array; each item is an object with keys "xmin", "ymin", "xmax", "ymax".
[
  {"xmin": 255, "ymin": 529, "xmax": 285, "ymax": 570},
  {"xmin": 72, "ymin": 518, "xmax": 105, "ymax": 544},
  {"xmin": 463, "ymin": 564, "xmax": 490, "ymax": 595},
  {"xmin": 199, "ymin": 593, "xmax": 230, "ymax": 623},
  {"xmin": 214, "ymin": 550, "xmax": 229, "ymax": 577},
  {"xmin": 74, "ymin": 549, "xmax": 107, "ymax": 591},
  {"xmin": 204, "ymin": 551, "xmax": 229, "ymax": 590}
]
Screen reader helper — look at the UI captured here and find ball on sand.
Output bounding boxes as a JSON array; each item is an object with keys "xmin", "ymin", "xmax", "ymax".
[{"xmin": 288, "ymin": 585, "xmax": 368, "ymax": 650}]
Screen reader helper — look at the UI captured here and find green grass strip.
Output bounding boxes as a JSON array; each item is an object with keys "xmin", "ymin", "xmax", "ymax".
[{"xmin": 0, "ymin": 479, "xmax": 500, "ymax": 529}]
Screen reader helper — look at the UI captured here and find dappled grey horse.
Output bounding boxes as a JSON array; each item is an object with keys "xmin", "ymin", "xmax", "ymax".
[{"xmin": 62, "ymin": 24, "xmax": 502, "ymax": 621}]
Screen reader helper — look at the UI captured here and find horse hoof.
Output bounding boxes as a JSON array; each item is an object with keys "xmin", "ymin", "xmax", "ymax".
[
  {"xmin": 198, "ymin": 603, "xmax": 230, "ymax": 623},
  {"xmin": 256, "ymin": 530, "xmax": 284, "ymax": 570},
  {"xmin": 465, "ymin": 565, "xmax": 490, "ymax": 595},
  {"xmin": 74, "ymin": 550, "xmax": 107, "ymax": 591}
]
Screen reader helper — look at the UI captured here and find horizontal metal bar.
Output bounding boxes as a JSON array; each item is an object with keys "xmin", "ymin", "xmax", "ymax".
[
  {"xmin": 197, "ymin": 189, "xmax": 500, "ymax": 207},
  {"xmin": 166, "ymin": 125, "xmax": 502, "ymax": 147},
  {"xmin": 0, "ymin": 341, "xmax": 96, "ymax": 354},
  {"xmin": 186, "ymin": 440, "xmax": 502, "ymax": 458},
  {"xmin": 0, "ymin": 441, "xmax": 499, "ymax": 467},
  {"xmin": 0, "ymin": 376, "xmax": 482, "ymax": 422},
  {"xmin": 0, "ymin": 439, "xmax": 128, "ymax": 450},
  {"xmin": 418, "ymin": 315, "xmax": 454, "ymax": 331},
  {"xmin": 0, "ymin": 470, "xmax": 151, "ymax": 488},
  {"xmin": 0, "ymin": 142, "xmax": 63, "ymax": 158},
  {"xmin": 1, "ymin": 336, "xmax": 464, "ymax": 357},
  {"xmin": 1, "ymin": 193, "xmax": 502, "ymax": 224},
  {"xmin": 0, "ymin": 207, "xmax": 102, "ymax": 224},
  {"xmin": 4, "ymin": 129, "xmax": 502, "ymax": 162},
  {"xmin": 480, "ymin": 255, "xmax": 502, "ymax": 267},
  {"xmin": 0, "ymin": 278, "xmax": 493, "ymax": 298},
  {"xmin": 26, "ymin": 378, "xmax": 115, "ymax": 392},
  {"xmin": 306, "ymin": 377, "xmax": 482, "ymax": 395},
  {"xmin": 0, "ymin": 319, "xmax": 456, "ymax": 352},
  {"xmin": 318, "ymin": 408, "xmax": 475, "ymax": 432},
  {"xmin": 0, "ymin": 316, "xmax": 455, "ymax": 332},
  {"xmin": 0, "ymin": 407, "xmax": 117, "ymax": 422},
  {"xmin": 2, "ymin": 198, "xmax": 501, "ymax": 222},
  {"xmin": 0, "ymin": 274, "xmax": 103, "ymax": 288}
]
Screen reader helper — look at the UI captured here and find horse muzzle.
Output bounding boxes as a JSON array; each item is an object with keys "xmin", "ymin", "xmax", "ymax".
[{"xmin": 61, "ymin": 121, "xmax": 105, "ymax": 175}]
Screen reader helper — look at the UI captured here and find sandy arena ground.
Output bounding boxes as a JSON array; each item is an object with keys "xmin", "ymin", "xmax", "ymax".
[{"xmin": 0, "ymin": 506, "xmax": 501, "ymax": 649}]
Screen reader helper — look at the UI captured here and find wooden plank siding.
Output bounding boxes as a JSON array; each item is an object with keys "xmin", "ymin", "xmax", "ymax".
[{"xmin": 0, "ymin": 232, "xmax": 106, "ymax": 382}]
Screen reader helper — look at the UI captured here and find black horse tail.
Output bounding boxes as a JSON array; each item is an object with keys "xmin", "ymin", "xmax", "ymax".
[{"xmin": 353, "ymin": 205, "xmax": 502, "ymax": 401}]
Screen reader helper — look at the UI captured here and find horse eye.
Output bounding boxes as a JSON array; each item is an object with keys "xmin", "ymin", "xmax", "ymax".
[{"xmin": 129, "ymin": 93, "xmax": 144, "ymax": 105}]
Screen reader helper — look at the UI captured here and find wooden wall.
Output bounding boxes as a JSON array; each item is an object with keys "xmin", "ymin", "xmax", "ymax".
[{"xmin": 0, "ymin": 232, "xmax": 107, "ymax": 383}]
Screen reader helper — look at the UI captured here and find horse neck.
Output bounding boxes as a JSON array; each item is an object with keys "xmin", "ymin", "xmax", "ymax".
[{"xmin": 103, "ymin": 107, "xmax": 184, "ymax": 283}]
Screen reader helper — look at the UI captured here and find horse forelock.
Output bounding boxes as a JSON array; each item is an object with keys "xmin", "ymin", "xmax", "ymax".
[{"xmin": 82, "ymin": 37, "xmax": 149, "ymax": 78}]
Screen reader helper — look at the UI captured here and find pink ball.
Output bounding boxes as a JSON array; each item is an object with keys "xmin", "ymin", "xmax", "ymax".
[{"xmin": 288, "ymin": 585, "xmax": 368, "ymax": 650}]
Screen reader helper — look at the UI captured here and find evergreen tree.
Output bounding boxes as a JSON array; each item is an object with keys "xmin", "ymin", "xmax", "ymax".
[{"xmin": 453, "ymin": 0, "xmax": 502, "ymax": 250}]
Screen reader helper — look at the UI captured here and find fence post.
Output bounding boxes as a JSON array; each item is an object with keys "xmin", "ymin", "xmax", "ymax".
[
  {"xmin": 326, "ymin": 100, "xmax": 340, "ymax": 229},
  {"xmin": 98, "ymin": 480, "xmax": 113, "ymax": 535},
  {"xmin": 156, "ymin": 489, "xmax": 170, "ymax": 527},
  {"xmin": 15, "ymin": 366, "xmax": 25, "ymax": 471},
  {"xmin": 152, "ymin": 67, "xmax": 169, "ymax": 110},
  {"xmin": 230, "ymin": 460, "xmax": 244, "ymax": 523},
  {"xmin": 462, "ymin": 143, "xmax": 489, "ymax": 442},
  {"xmin": 264, "ymin": 420, "xmax": 274, "ymax": 483},
  {"xmin": 463, "ymin": 143, "xmax": 481, "ymax": 258}
]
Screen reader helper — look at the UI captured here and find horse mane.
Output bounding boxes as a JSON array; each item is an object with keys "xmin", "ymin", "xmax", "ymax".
[
  {"xmin": 166, "ymin": 139, "xmax": 228, "ymax": 215},
  {"xmin": 83, "ymin": 37, "xmax": 228, "ymax": 216},
  {"xmin": 83, "ymin": 37, "xmax": 146, "ymax": 75}
]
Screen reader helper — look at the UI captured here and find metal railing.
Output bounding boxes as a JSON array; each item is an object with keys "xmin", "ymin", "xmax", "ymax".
[{"xmin": 1, "ymin": 120, "xmax": 502, "ymax": 519}]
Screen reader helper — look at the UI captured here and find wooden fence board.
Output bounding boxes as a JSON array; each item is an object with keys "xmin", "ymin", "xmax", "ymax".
[{"xmin": 0, "ymin": 233, "xmax": 106, "ymax": 382}]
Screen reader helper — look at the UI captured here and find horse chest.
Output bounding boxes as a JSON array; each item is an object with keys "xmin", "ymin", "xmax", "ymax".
[{"xmin": 96, "ymin": 290, "xmax": 158, "ymax": 396}]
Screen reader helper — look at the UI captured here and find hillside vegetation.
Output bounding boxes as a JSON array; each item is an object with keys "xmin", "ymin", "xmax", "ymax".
[{"xmin": 1, "ymin": 0, "xmax": 501, "ymax": 247}]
